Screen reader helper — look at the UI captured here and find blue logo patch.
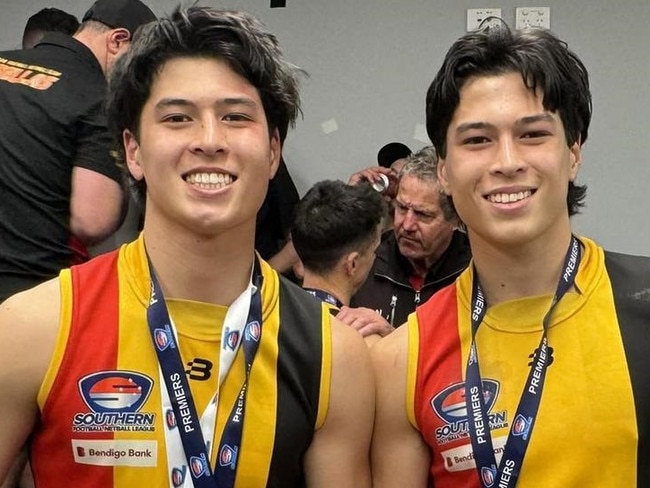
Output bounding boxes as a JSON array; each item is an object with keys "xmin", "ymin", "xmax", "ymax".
[
  {"xmin": 481, "ymin": 465, "xmax": 497, "ymax": 487},
  {"xmin": 154, "ymin": 324, "xmax": 175, "ymax": 351},
  {"xmin": 190, "ymin": 454, "xmax": 209, "ymax": 478},
  {"xmin": 165, "ymin": 408, "xmax": 177, "ymax": 430},
  {"xmin": 78, "ymin": 370, "xmax": 153, "ymax": 413},
  {"xmin": 245, "ymin": 321, "xmax": 261, "ymax": 342},
  {"xmin": 219, "ymin": 444, "xmax": 239, "ymax": 470},
  {"xmin": 512, "ymin": 414, "xmax": 533, "ymax": 440},
  {"xmin": 224, "ymin": 327, "xmax": 240, "ymax": 351},
  {"xmin": 430, "ymin": 380, "xmax": 500, "ymax": 424},
  {"xmin": 171, "ymin": 466, "xmax": 187, "ymax": 487}
]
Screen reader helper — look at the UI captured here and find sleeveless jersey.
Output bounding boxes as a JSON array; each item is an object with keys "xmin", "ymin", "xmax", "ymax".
[
  {"xmin": 30, "ymin": 235, "xmax": 332, "ymax": 487},
  {"xmin": 409, "ymin": 236, "xmax": 650, "ymax": 487}
]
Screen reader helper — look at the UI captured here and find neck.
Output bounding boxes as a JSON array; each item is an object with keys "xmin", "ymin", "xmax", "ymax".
[
  {"xmin": 142, "ymin": 222, "xmax": 256, "ymax": 306},
  {"xmin": 74, "ymin": 29, "xmax": 108, "ymax": 74},
  {"xmin": 469, "ymin": 228, "xmax": 575, "ymax": 306},
  {"xmin": 301, "ymin": 272, "xmax": 350, "ymax": 306}
]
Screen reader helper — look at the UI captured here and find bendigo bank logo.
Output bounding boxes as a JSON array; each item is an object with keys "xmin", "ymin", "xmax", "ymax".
[
  {"xmin": 73, "ymin": 371, "xmax": 155, "ymax": 432},
  {"xmin": 430, "ymin": 380, "xmax": 507, "ymax": 445}
]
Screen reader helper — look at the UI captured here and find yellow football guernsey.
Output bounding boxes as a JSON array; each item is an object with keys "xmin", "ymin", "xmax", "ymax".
[
  {"xmin": 30, "ymin": 235, "xmax": 332, "ymax": 487},
  {"xmin": 409, "ymin": 236, "xmax": 650, "ymax": 487}
]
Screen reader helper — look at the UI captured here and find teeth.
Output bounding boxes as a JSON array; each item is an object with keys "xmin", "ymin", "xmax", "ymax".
[
  {"xmin": 185, "ymin": 172, "xmax": 233, "ymax": 189},
  {"xmin": 487, "ymin": 190, "xmax": 532, "ymax": 203}
]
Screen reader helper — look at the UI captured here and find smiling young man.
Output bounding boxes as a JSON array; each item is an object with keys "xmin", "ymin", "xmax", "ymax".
[
  {"xmin": 0, "ymin": 7, "xmax": 374, "ymax": 488},
  {"xmin": 371, "ymin": 25, "xmax": 650, "ymax": 487}
]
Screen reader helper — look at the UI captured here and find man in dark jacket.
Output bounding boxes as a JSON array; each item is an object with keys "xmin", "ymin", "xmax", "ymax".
[{"xmin": 351, "ymin": 146, "xmax": 470, "ymax": 327}]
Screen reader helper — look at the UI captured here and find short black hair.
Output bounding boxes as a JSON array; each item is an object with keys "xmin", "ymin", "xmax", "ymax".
[
  {"xmin": 292, "ymin": 180, "xmax": 385, "ymax": 274},
  {"xmin": 23, "ymin": 8, "xmax": 79, "ymax": 42},
  {"xmin": 426, "ymin": 24, "xmax": 590, "ymax": 215}
]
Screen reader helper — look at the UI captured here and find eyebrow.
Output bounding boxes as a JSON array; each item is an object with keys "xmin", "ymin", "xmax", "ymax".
[
  {"xmin": 394, "ymin": 199, "xmax": 435, "ymax": 214},
  {"xmin": 454, "ymin": 113, "xmax": 556, "ymax": 134},
  {"xmin": 154, "ymin": 97, "xmax": 257, "ymax": 110}
]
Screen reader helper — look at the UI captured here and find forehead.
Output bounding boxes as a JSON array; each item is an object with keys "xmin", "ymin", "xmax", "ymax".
[
  {"xmin": 396, "ymin": 175, "xmax": 440, "ymax": 211},
  {"xmin": 451, "ymin": 72, "xmax": 554, "ymax": 125},
  {"xmin": 147, "ymin": 56, "xmax": 262, "ymax": 105}
]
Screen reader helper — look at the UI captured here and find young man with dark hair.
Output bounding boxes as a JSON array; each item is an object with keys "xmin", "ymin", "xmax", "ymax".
[
  {"xmin": 0, "ymin": 7, "xmax": 373, "ymax": 488},
  {"xmin": 292, "ymin": 179, "xmax": 391, "ymax": 339},
  {"xmin": 371, "ymin": 25, "xmax": 650, "ymax": 487}
]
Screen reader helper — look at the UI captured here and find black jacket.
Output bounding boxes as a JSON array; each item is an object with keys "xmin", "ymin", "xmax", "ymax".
[{"xmin": 350, "ymin": 230, "xmax": 471, "ymax": 327}]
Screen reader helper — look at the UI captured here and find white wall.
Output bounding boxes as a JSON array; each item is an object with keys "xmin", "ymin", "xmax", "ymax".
[{"xmin": 3, "ymin": 0, "xmax": 649, "ymax": 255}]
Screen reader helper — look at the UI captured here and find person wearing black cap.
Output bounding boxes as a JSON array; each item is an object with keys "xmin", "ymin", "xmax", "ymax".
[
  {"xmin": 377, "ymin": 141, "xmax": 412, "ymax": 170},
  {"xmin": 22, "ymin": 8, "xmax": 80, "ymax": 49},
  {"xmin": 0, "ymin": 0, "xmax": 156, "ymax": 305}
]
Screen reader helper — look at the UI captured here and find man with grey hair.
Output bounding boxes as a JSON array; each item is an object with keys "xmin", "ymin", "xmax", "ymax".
[{"xmin": 350, "ymin": 146, "xmax": 470, "ymax": 327}]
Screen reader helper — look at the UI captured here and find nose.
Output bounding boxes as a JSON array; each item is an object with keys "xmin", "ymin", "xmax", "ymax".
[
  {"xmin": 491, "ymin": 137, "xmax": 525, "ymax": 176},
  {"xmin": 400, "ymin": 209, "xmax": 418, "ymax": 232},
  {"xmin": 190, "ymin": 116, "xmax": 225, "ymax": 156}
]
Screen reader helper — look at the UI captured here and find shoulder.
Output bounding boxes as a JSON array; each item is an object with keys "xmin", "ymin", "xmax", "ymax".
[
  {"xmin": 0, "ymin": 278, "xmax": 63, "ymax": 397},
  {"xmin": 370, "ymin": 323, "xmax": 409, "ymax": 374},
  {"xmin": 603, "ymin": 249, "xmax": 650, "ymax": 305}
]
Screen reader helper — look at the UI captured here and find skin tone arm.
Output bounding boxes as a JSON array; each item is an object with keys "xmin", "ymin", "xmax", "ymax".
[
  {"xmin": 304, "ymin": 318, "xmax": 375, "ymax": 487},
  {"xmin": 0, "ymin": 280, "xmax": 60, "ymax": 482},
  {"xmin": 70, "ymin": 167, "xmax": 125, "ymax": 246},
  {"xmin": 370, "ymin": 325, "xmax": 430, "ymax": 487}
]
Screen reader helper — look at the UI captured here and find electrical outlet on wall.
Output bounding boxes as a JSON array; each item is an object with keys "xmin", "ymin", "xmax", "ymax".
[
  {"xmin": 466, "ymin": 8, "xmax": 503, "ymax": 32},
  {"xmin": 515, "ymin": 7, "xmax": 550, "ymax": 29}
]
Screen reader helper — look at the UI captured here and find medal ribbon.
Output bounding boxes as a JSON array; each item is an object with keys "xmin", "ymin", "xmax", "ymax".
[
  {"xmin": 465, "ymin": 236, "xmax": 580, "ymax": 488},
  {"xmin": 146, "ymin": 257, "xmax": 263, "ymax": 488}
]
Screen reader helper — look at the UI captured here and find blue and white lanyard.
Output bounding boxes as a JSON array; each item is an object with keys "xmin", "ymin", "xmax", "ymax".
[
  {"xmin": 146, "ymin": 257, "xmax": 263, "ymax": 488},
  {"xmin": 465, "ymin": 236, "xmax": 580, "ymax": 488},
  {"xmin": 303, "ymin": 287, "xmax": 343, "ymax": 309}
]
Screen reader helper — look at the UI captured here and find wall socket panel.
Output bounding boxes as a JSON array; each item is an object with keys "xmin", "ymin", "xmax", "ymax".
[
  {"xmin": 515, "ymin": 7, "xmax": 551, "ymax": 29},
  {"xmin": 466, "ymin": 8, "xmax": 503, "ymax": 31}
]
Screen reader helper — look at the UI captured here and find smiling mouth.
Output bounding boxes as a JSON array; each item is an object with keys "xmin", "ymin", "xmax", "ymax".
[
  {"xmin": 486, "ymin": 190, "xmax": 533, "ymax": 203},
  {"xmin": 184, "ymin": 172, "xmax": 234, "ymax": 189}
]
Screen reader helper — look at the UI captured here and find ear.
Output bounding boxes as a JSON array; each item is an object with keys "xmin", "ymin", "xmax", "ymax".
[
  {"xmin": 568, "ymin": 141, "xmax": 582, "ymax": 182},
  {"xmin": 123, "ymin": 129, "xmax": 144, "ymax": 181},
  {"xmin": 269, "ymin": 128, "xmax": 281, "ymax": 180},
  {"xmin": 107, "ymin": 28, "xmax": 131, "ymax": 55},
  {"xmin": 437, "ymin": 157, "xmax": 452, "ymax": 195},
  {"xmin": 344, "ymin": 251, "xmax": 360, "ymax": 277}
]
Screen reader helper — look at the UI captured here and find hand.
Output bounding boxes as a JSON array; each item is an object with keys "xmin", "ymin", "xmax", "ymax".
[
  {"xmin": 336, "ymin": 306, "xmax": 394, "ymax": 338},
  {"xmin": 347, "ymin": 166, "xmax": 393, "ymax": 186}
]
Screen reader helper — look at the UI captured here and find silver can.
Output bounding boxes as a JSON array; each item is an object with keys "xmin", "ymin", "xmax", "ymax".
[{"xmin": 371, "ymin": 174, "xmax": 389, "ymax": 193}]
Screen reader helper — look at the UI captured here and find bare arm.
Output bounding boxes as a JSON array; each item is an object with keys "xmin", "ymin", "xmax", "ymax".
[
  {"xmin": 0, "ymin": 281, "xmax": 60, "ymax": 482},
  {"xmin": 70, "ymin": 167, "xmax": 125, "ymax": 246},
  {"xmin": 370, "ymin": 326, "xmax": 430, "ymax": 488},
  {"xmin": 304, "ymin": 319, "xmax": 375, "ymax": 487}
]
